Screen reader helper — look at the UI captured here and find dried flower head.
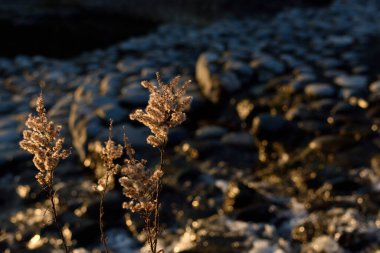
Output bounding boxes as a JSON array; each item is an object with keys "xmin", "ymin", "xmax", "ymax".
[
  {"xmin": 119, "ymin": 133, "xmax": 163, "ymax": 214},
  {"xmin": 20, "ymin": 93, "xmax": 70, "ymax": 186},
  {"xmin": 130, "ymin": 73, "xmax": 192, "ymax": 148},
  {"xmin": 97, "ymin": 120, "xmax": 123, "ymax": 192}
]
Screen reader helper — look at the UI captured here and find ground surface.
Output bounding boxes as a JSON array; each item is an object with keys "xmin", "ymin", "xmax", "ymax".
[{"xmin": 0, "ymin": 0, "xmax": 380, "ymax": 252}]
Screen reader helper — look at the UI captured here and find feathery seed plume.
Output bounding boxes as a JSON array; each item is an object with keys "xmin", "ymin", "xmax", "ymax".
[
  {"xmin": 130, "ymin": 73, "xmax": 192, "ymax": 148},
  {"xmin": 20, "ymin": 93, "xmax": 70, "ymax": 186}
]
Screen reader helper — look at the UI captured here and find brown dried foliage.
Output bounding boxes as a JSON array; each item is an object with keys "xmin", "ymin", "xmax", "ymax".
[
  {"xmin": 97, "ymin": 120, "xmax": 123, "ymax": 253},
  {"xmin": 121, "ymin": 73, "xmax": 192, "ymax": 253},
  {"xmin": 19, "ymin": 93, "xmax": 70, "ymax": 187},
  {"xmin": 119, "ymin": 134, "xmax": 163, "ymax": 214},
  {"xmin": 19, "ymin": 92, "xmax": 71, "ymax": 253},
  {"xmin": 130, "ymin": 72, "xmax": 192, "ymax": 148},
  {"xmin": 97, "ymin": 120, "xmax": 123, "ymax": 192}
]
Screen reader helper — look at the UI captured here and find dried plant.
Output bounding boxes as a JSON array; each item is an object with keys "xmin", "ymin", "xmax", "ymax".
[
  {"xmin": 130, "ymin": 73, "xmax": 192, "ymax": 149},
  {"xmin": 121, "ymin": 73, "xmax": 192, "ymax": 253},
  {"xmin": 19, "ymin": 92, "xmax": 71, "ymax": 253},
  {"xmin": 96, "ymin": 120, "xmax": 123, "ymax": 253}
]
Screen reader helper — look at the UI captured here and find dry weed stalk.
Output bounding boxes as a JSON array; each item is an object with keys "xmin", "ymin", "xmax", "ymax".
[
  {"xmin": 120, "ymin": 73, "xmax": 192, "ymax": 253},
  {"xmin": 96, "ymin": 120, "xmax": 123, "ymax": 253},
  {"xmin": 19, "ymin": 92, "xmax": 71, "ymax": 253}
]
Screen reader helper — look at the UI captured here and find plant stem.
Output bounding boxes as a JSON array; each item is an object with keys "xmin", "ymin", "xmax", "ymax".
[
  {"xmin": 152, "ymin": 148, "xmax": 165, "ymax": 253},
  {"xmin": 48, "ymin": 173, "xmax": 69, "ymax": 253},
  {"xmin": 99, "ymin": 172, "xmax": 110, "ymax": 253}
]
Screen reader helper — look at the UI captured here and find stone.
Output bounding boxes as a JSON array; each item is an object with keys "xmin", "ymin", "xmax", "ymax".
[
  {"xmin": 370, "ymin": 155, "xmax": 380, "ymax": 175},
  {"xmin": 95, "ymin": 103, "xmax": 129, "ymax": 124},
  {"xmin": 195, "ymin": 125, "xmax": 227, "ymax": 140},
  {"xmin": 369, "ymin": 80, "xmax": 380, "ymax": 93},
  {"xmin": 339, "ymin": 88, "xmax": 367, "ymax": 100},
  {"xmin": 99, "ymin": 73, "xmax": 124, "ymax": 96},
  {"xmin": 221, "ymin": 132, "xmax": 255, "ymax": 148},
  {"xmin": 335, "ymin": 75, "xmax": 368, "ymax": 89},
  {"xmin": 219, "ymin": 72, "xmax": 241, "ymax": 92},
  {"xmin": 252, "ymin": 114, "xmax": 288, "ymax": 138},
  {"xmin": 305, "ymin": 83, "xmax": 336, "ymax": 98},
  {"xmin": 171, "ymin": 215, "xmax": 251, "ymax": 253},
  {"xmin": 119, "ymin": 90, "xmax": 149, "ymax": 107},
  {"xmin": 223, "ymin": 60, "xmax": 253, "ymax": 78},
  {"xmin": 0, "ymin": 129, "xmax": 20, "ymax": 143},
  {"xmin": 195, "ymin": 52, "xmax": 221, "ymax": 103},
  {"xmin": 0, "ymin": 101, "xmax": 15, "ymax": 114},
  {"xmin": 168, "ymin": 127, "xmax": 189, "ymax": 145},
  {"xmin": 317, "ymin": 58, "xmax": 343, "ymax": 69},
  {"xmin": 99, "ymin": 124, "xmax": 150, "ymax": 149},
  {"xmin": 327, "ymin": 35, "xmax": 354, "ymax": 47},
  {"xmin": 250, "ymin": 55, "xmax": 285, "ymax": 74},
  {"xmin": 223, "ymin": 181, "xmax": 280, "ymax": 222},
  {"xmin": 301, "ymin": 236, "xmax": 343, "ymax": 253},
  {"xmin": 308, "ymin": 135, "xmax": 355, "ymax": 153}
]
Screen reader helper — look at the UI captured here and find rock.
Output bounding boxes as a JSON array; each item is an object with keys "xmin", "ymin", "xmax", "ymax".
[
  {"xmin": 370, "ymin": 155, "xmax": 380, "ymax": 175},
  {"xmin": 330, "ymin": 101, "xmax": 368, "ymax": 122},
  {"xmin": 335, "ymin": 75, "xmax": 368, "ymax": 89},
  {"xmin": 309, "ymin": 98, "xmax": 336, "ymax": 112},
  {"xmin": 301, "ymin": 236, "xmax": 343, "ymax": 253},
  {"xmin": 297, "ymin": 120, "xmax": 330, "ymax": 134},
  {"xmin": 0, "ymin": 101, "xmax": 16, "ymax": 114},
  {"xmin": 339, "ymin": 88, "xmax": 367, "ymax": 100},
  {"xmin": 252, "ymin": 114, "xmax": 288, "ymax": 137},
  {"xmin": 168, "ymin": 127, "xmax": 189, "ymax": 145},
  {"xmin": 105, "ymin": 229, "xmax": 139, "ymax": 253},
  {"xmin": 0, "ymin": 116, "xmax": 19, "ymax": 130},
  {"xmin": 223, "ymin": 60, "xmax": 253, "ymax": 79},
  {"xmin": 219, "ymin": 72, "xmax": 241, "ymax": 92},
  {"xmin": 119, "ymin": 90, "xmax": 149, "ymax": 107},
  {"xmin": 327, "ymin": 35, "xmax": 354, "ymax": 47},
  {"xmin": 285, "ymin": 104, "xmax": 312, "ymax": 121},
  {"xmin": 223, "ymin": 181, "xmax": 282, "ymax": 222},
  {"xmin": 0, "ymin": 129, "xmax": 20, "ymax": 143},
  {"xmin": 305, "ymin": 83, "xmax": 336, "ymax": 98},
  {"xmin": 248, "ymin": 240, "xmax": 285, "ymax": 253},
  {"xmin": 99, "ymin": 73, "xmax": 125, "ymax": 96},
  {"xmin": 98, "ymin": 124, "xmax": 150, "ymax": 149},
  {"xmin": 369, "ymin": 80, "xmax": 380, "ymax": 93},
  {"xmin": 195, "ymin": 125, "xmax": 227, "ymax": 140},
  {"xmin": 95, "ymin": 103, "xmax": 129, "ymax": 125},
  {"xmin": 170, "ymin": 215, "xmax": 253, "ymax": 253},
  {"xmin": 317, "ymin": 58, "xmax": 343, "ymax": 69},
  {"xmin": 195, "ymin": 52, "xmax": 221, "ymax": 103},
  {"xmin": 250, "ymin": 55, "xmax": 285, "ymax": 74},
  {"xmin": 324, "ymin": 69, "xmax": 347, "ymax": 79},
  {"xmin": 116, "ymin": 59, "xmax": 154, "ymax": 74},
  {"xmin": 308, "ymin": 135, "xmax": 355, "ymax": 153},
  {"xmin": 221, "ymin": 132, "xmax": 255, "ymax": 148},
  {"xmin": 252, "ymin": 114, "xmax": 305, "ymax": 149}
]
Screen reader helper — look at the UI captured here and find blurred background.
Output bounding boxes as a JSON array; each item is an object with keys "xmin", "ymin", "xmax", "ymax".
[{"xmin": 1, "ymin": 0, "xmax": 380, "ymax": 252}]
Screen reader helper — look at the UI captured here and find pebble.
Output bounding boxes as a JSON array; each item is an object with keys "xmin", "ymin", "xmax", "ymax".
[
  {"xmin": 195, "ymin": 125, "xmax": 228, "ymax": 140},
  {"xmin": 2, "ymin": 1, "xmax": 380, "ymax": 252},
  {"xmin": 221, "ymin": 132, "xmax": 255, "ymax": 148},
  {"xmin": 305, "ymin": 83, "xmax": 336, "ymax": 98},
  {"xmin": 369, "ymin": 80, "xmax": 380, "ymax": 93},
  {"xmin": 335, "ymin": 75, "xmax": 368, "ymax": 89}
]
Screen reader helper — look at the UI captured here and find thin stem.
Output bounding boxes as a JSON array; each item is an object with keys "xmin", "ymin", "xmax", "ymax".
[
  {"xmin": 144, "ymin": 214, "xmax": 155, "ymax": 253},
  {"xmin": 48, "ymin": 172, "xmax": 69, "ymax": 253},
  {"xmin": 152, "ymin": 147, "xmax": 165, "ymax": 253},
  {"xmin": 99, "ymin": 172, "xmax": 110, "ymax": 253}
]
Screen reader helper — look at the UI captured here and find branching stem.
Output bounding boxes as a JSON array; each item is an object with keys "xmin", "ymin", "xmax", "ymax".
[
  {"xmin": 47, "ymin": 172, "xmax": 69, "ymax": 253},
  {"xmin": 99, "ymin": 172, "xmax": 110, "ymax": 253},
  {"xmin": 152, "ymin": 147, "xmax": 165, "ymax": 253}
]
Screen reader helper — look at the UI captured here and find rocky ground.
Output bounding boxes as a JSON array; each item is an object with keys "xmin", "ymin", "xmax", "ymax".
[{"xmin": 1, "ymin": 0, "xmax": 380, "ymax": 252}]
